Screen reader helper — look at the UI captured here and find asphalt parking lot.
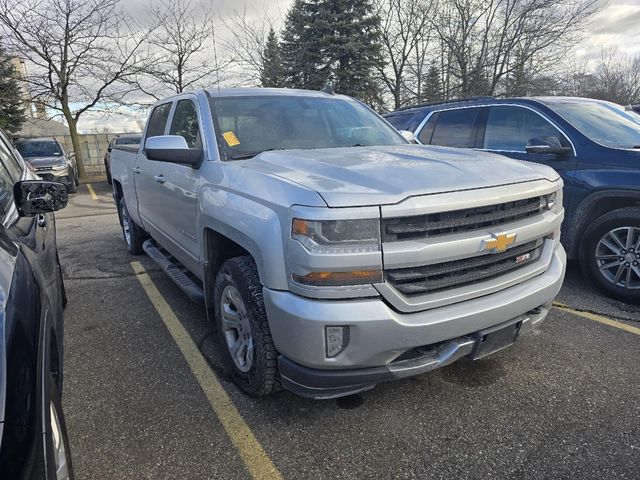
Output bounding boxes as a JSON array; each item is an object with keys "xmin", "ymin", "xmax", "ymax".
[{"xmin": 57, "ymin": 182, "xmax": 639, "ymax": 480}]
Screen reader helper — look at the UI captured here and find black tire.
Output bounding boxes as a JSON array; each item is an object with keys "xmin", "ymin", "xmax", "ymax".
[
  {"xmin": 118, "ymin": 197, "xmax": 146, "ymax": 254},
  {"xmin": 580, "ymin": 207, "xmax": 640, "ymax": 304},
  {"xmin": 213, "ymin": 256, "xmax": 280, "ymax": 396},
  {"xmin": 45, "ymin": 375, "xmax": 74, "ymax": 480},
  {"xmin": 106, "ymin": 165, "xmax": 112, "ymax": 185},
  {"xmin": 67, "ymin": 176, "xmax": 77, "ymax": 194}
]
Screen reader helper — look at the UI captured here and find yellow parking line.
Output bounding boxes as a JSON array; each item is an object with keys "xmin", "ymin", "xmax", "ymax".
[
  {"xmin": 86, "ymin": 183, "xmax": 98, "ymax": 200},
  {"xmin": 131, "ymin": 261, "xmax": 283, "ymax": 480},
  {"xmin": 553, "ymin": 302, "xmax": 640, "ymax": 336}
]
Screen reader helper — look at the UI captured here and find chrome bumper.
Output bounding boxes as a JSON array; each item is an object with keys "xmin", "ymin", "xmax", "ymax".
[{"xmin": 264, "ymin": 245, "xmax": 566, "ymax": 372}]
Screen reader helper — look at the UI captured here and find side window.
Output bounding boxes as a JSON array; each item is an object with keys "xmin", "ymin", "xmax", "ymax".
[
  {"xmin": 429, "ymin": 109, "xmax": 480, "ymax": 148},
  {"xmin": 385, "ymin": 113, "xmax": 413, "ymax": 131},
  {"xmin": 0, "ymin": 160, "xmax": 15, "ymax": 215},
  {"xmin": 145, "ymin": 103, "xmax": 172, "ymax": 139},
  {"xmin": 170, "ymin": 100, "xmax": 201, "ymax": 148},
  {"xmin": 0, "ymin": 132, "xmax": 23, "ymax": 180},
  {"xmin": 417, "ymin": 113, "xmax": 439, "ymax": 144},
  {"xmin": 483, "ymin": 106, "xmax": 564, "ymax": 152}
]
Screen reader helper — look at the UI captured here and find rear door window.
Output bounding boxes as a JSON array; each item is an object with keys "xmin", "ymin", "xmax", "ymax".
[
  {"xmin": 483, "ymin": 106, "xmax": 564, "ymax": 152},
  {"xmin": 169, "ymin": 100, "xmax": 201, "ymax": 149},
  {"xmin": 429, "ymin": 109, "xmax": 480, "ymax": 148},
  {"xmin": 145, "ymin": 103, "xmax": 172, "ymax": 139}
]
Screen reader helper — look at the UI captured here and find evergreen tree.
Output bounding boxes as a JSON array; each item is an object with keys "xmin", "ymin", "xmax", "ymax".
[
  {"xmin": 280, "ymin": 0, "xmax": 383, "ymax": 101},
  {"xmin": 0, "ymin": 45, "xmax": 26, "ymax": 134},
  {"xmin": 261, "ymin": 27, "xmax": 284, "ymax": 88},
  {"xmin": 423, "ymin": 65, "xmax": 443, "ymax": 103}
]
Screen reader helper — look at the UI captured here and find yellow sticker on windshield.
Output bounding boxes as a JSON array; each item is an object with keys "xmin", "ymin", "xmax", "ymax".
[{"xmin": 223, "ymin": 131, "xmax": 240, "ymax": 147}]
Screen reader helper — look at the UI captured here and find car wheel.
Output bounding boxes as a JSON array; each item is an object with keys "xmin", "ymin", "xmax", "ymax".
[
  {"xmin": 118, "ymin": 197, "xmax": 146, "ymax": 254},
  {"xmin": 46, "ymin": 376, "xmax": 74, "ymax": 480},
  {"xmin": 213, "ymin": 256, "xmax": 280, "ymax": 396},
  {"xmin": 580, "ymin": 207, "xmax": 640, "ymax": 304},
  {"xmin": 106, "ymin": 165, "xmax": 112, "ymax": 185},
  {"xmin": 66, "ymin": 177, "xmax": 77, "ymax": 194}
]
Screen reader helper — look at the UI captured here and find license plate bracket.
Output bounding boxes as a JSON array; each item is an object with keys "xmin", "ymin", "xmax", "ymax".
[{"xmin": 469, "ymin": 319, "xmax": 522, "ymax": 360}]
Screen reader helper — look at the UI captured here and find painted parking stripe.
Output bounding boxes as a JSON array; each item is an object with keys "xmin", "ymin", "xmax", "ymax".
[
  {"xmin": 553, "ymin": 302, "xmax": 640, "ymax": 336},
  {"xmin": 86, "ymin": 183, "xmax": 98, "ymax": 200},
  {"xmin": 131, "ymin": 261, "xmax": 283, "ymax": 480}
]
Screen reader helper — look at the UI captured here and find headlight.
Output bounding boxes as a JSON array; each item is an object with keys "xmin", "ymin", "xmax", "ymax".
[
  {"xmin": 292, "ymin": 218, "xmax": 381, "ymax": 254},
  {"xmin": 51, "ymin": 162, "xmax": 68, "ymax": 171},
  {"xmin": 541, "ymin": 188, "xmax": 562, "ymax": 213}
]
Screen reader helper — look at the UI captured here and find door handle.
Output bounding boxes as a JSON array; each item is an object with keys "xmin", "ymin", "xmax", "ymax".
[
  {"xmin": 133, "ymin": 166, "xmax": 141, "ymax": 174},
  {"xmin": 37, "ymin": 214, "xmax": 47, "ymax": 228},
  {"xmin": 153, "ymin": 174, "xmax": 165, "ymax": 184}
]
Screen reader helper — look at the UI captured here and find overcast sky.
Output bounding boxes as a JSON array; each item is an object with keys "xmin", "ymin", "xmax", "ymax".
[{"xmin": 75, "ymin": 0, "xmax": 640, "ymax": 133}]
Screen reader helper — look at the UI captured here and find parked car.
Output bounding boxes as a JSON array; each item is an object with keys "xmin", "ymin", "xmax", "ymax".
[
  {"xmin": 110, "ymin": 88, "xmax": 565, "ymax": 399},
  {"xmin": 0, "ymin": 129, "xmax": 73, "ymax": 479},
  {"xmin": 104, "ymin": 134, "xmax": 141, "ymax": 184},
  {"xmin": 385, "ymin": 96, "xmax": 640, "ymax": 304},
  {"xmin": 14, "ymin": 138, "xmax": 79, "ymax": 193}
]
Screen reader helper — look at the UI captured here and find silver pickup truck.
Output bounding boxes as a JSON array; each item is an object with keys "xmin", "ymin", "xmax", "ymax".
[{"xmin": 111, "ymin": 88, "xmax": 566, "ymax": 399}]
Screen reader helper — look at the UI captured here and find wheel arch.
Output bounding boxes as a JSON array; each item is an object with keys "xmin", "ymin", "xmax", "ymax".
[{"xmin": 568, "ymin": 189, "xmax": 640, "ymax": 257}]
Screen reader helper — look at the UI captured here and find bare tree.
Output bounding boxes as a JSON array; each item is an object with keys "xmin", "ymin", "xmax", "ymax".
[
  {"xmin": 222, "ymin": 8, "xmax": 278, "ymax": 86},
  {"xmin": 375, "ymin": 0, "xmax": 433, "ymax": 109},
  {"xmin": 0, "ymin": 0, "xmax": 149, "ymax": 175},
  {"xmin": 429, "ymin": 0, "xmax": 600, "ymax": 97},
  {"xmin": 590, "ymin": 48, "xmax": 640, "ymax": 105},
  {"xmin": 130, "ymin": 0, "xmax": 227, "ymax": 100}
]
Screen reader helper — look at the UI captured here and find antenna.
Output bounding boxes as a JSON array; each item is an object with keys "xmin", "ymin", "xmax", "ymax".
[{"xmin": 210, "ymin": 20, "xmax": 222, "ymax": 98}]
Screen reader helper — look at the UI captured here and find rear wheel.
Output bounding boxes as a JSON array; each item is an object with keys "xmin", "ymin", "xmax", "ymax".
[
  {"xmin": 213, "ymin": 256, "xmax": 280, "ymax": 396},
  {"xmin": 118, "ymin": 197, "xmax": 146, "ymax": 254},
  {"xmin": 580, "ymin": 207, "xmax": 640, "ymax": 304}
]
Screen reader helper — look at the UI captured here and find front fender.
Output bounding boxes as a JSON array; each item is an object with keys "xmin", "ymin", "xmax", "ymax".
[{"xmin": 197, "ymin": 187, "xmax": 290, "ymax": 290}]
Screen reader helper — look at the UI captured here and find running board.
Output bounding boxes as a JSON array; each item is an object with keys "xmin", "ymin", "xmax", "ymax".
[{"xmin": 142, "ymin": 239, "xmax": 205, "ymax": 305}]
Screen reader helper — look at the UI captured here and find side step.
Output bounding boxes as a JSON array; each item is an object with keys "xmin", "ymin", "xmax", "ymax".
[{"xmin": 142, "ymin": 239, "xmax": 205, "ymax": 305}]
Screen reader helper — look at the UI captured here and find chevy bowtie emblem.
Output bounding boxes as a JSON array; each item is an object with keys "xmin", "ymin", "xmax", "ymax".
[{"xmin": 481, "ymin": 233, "xmax": 517, "ymax": 253}]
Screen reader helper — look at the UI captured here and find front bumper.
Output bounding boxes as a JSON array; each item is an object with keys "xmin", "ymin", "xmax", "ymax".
[{"xmin": 264, "ymin": 245, "xmax": 566, "ymax": 398}]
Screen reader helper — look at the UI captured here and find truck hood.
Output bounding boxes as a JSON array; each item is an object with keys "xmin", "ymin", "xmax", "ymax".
[{"xmin": 244, "ymin": 145, "xmax": 559, "ymax": 207}]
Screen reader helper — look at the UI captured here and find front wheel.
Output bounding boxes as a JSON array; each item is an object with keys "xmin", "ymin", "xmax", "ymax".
[
  {"xmin": 580, "ymin": 207, "xmax": 640, "ymax": 304},
  {"xmin": 46, "ymin": 376, "xmax": 74, "ymax": 480},
  {"xmin": 213, "ymin": 256, "xmax": 280, "ymax": 396}
]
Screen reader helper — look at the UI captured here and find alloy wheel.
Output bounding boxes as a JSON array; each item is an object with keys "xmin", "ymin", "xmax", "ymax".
[
  {"xmin": 595, "ymin": 226, "xmax": 640, "ymax": 290},
  {"xmin": 221, "ymin": 284, "xmax": 254, "ymax": 372}
]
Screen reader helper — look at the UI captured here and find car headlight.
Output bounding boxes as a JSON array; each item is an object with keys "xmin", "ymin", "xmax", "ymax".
[
  {"xmin": 541, "ymin": 188, "xmax": 562, "ymax": 214},
  {"xmin": 291, "ymin": 218, "xmax": 381, "ymax": 254},
  {"xmin": 51, "ymin": 162, "xmax": 68, "ymax": 171}
]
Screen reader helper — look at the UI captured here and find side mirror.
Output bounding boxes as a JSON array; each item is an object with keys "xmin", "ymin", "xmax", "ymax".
[
  {"xmin": 398, "ymin": 130, "xmax": 417, "ymax": 144},
  {"xmin": 107, "ymin": 147, "xmax": 112, "ymax": 152},
  {"xmin": 14, "ymin": 180, "xmax": 68, "ymax": 217},
  {"xmin": 145, "ymin": 135, "xmax": 202, "ymax": 167},
  {"xmin": 525, "ymin": 136, "xmax": 572, "ymax": 156}
]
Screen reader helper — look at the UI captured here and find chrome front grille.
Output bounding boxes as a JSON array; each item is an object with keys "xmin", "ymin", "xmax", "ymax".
[
  {"xmin": 386, "ymin": 238, "xmax": 545, "ymax": 296},
  {"xmin": 383, "ymin": 195, "xmax": 548, "ymax": 242}
]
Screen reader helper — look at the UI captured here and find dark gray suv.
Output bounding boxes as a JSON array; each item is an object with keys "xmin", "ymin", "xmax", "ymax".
[{"xmin": 14, "ymin": 138, "xmax": 79, "ymax": 193}]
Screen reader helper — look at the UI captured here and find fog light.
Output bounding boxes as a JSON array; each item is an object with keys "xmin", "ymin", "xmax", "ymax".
[{"xmin": 326, "ymin": 326, "xmax": 349, "ymax": 358}]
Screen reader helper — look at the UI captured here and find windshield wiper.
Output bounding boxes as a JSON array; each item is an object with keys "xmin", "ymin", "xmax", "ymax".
[{"xmin": 229, "ymin": 148, "xmax": 283, "ymax": 160}]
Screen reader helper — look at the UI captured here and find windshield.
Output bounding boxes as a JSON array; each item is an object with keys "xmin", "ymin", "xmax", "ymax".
[
  {"xmin": 548, "ymin": 101, "xmax": 640, "ymax": 149},
  {"xmin": 15, "ymin": 140, "xmax": 63, "ymax": 158},
  {"xmin": 209, "ymin": 95, "xmax": 406, "ymax": 160},
  {"xmin": 116, "ymin": 136, "xmax": 141, "ymax": 145}
]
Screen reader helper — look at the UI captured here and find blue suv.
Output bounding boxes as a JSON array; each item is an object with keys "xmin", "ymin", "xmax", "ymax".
[{"xmin": 385, "ymin": 97, "xmax": 640, "ymax": 304}]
